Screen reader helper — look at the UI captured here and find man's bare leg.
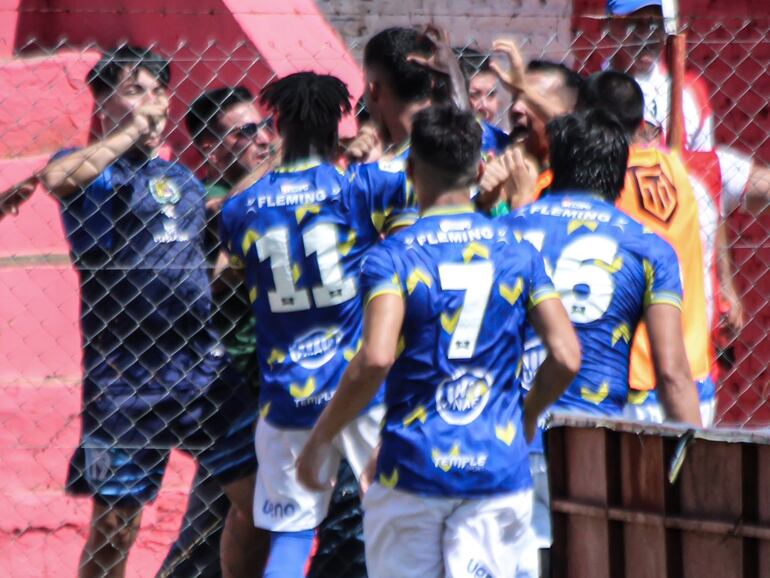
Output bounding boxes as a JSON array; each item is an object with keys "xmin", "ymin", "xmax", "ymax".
[
  {"xmin": 220, "ymin": 473, "xmax": 270, "ymax": 578},
  {"xmin": 79, "ymin": 499, "xmax": 143, "ymax": 578}
]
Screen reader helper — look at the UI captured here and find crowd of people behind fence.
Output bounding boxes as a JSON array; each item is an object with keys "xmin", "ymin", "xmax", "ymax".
[{"xmin": 2, "ymin": 0, "xmax": 770, "ymax": 577}]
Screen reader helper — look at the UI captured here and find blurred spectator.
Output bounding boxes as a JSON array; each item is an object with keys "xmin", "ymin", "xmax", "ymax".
[
  {"xmin": 608, "ymin": 0, "xmax": 714, "ymax": 151},
  {"xmin": 37, "ymin": 45, "xmax": 264, "ymax": 578},
  {"xmin": 455, "ymin": 46, "xmax": 503, "ymax": 123}
]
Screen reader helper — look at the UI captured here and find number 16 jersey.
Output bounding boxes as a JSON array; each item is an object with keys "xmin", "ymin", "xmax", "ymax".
[
  {"xmin": 507, "ymin": 192, "xmax": 683, "ymax": 415},
  {"xmin": 219, "ymin": 158, "xmax": 416, "ymax": 428}
]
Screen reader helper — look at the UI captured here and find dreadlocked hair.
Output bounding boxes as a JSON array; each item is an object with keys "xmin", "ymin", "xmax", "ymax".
[{"xmin": 260, "ymin": 72, "xmax": 351, "ymax": 157}]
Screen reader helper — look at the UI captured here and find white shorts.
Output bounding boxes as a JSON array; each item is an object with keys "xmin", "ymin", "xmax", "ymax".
[
  {"xmin": 529, "ymin": 452, "xmax": 552, "ymax": 550},
  {"xmin": 253, "ymin": 406, "xmax": 384, "ymax": 532},
  {"xmin": 362, "ymin": 483, "xmax": 538, "ymax": 578}
]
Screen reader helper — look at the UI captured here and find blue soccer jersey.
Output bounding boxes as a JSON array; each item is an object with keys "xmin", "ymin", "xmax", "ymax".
[
  {"xmin": 219, "ymin": 158, "xmax": 416, "ymax": 429},
  {"xmin": 360, "ymin": 205, "xmax": 557, "ymax": 498},
  {"xmin": 506, "ymin": 192, "xmax": 683, "ymax": 416},
  {"xmin": 56, "ymin": 152, "xmax": 225, "ymax": 396}
]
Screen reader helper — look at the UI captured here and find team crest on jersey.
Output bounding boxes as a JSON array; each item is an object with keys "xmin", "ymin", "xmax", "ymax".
[
  {"xmin": 435, "ymin": 369, "xmax": 492, "ymax": 426},
  {"xmin": 630, "ymin": 166, "xmax": 678, "ymax": 223},
  {"xmin": 149, "ymin": 177, "xmax": 181, "ymax": 205},
  {"xmin": 289, "ymin": 327, "xmax": 342, "ymax": 369}
]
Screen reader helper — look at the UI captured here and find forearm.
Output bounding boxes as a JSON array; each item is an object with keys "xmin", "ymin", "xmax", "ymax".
[
  {"xmin": 657, "ymin": 372, "xmax": 702, "ymax": 427},
  {"xmin": 716, "ymin": 221, "xmax": 737, "ymax": 298},
  {"xmin": 446, "ymin": 61, "xmax": 470, "ymax": 111},
  {"xmin": 39, "ymin": 126, "xmax": 140, "ymax": 198},
  {"xmin": 309, "ymin": 351, "xmax": 389, "ymax": 444},
  {"xmin": 525, "ymin": 352, "xmax": 577, "ymax": 419}
]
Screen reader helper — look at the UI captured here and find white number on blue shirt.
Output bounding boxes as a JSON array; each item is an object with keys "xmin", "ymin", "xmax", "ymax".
[
  {"xmin": 438, "ymin": 262, "xmax": 494, "ymax": 359},
  {"xmin": 256, "ymin": 224, "xmax": 356, "ymax": 313},
  {"xmin": 523, "ymin": 231, "xmax": 618, "ymax": 324}
]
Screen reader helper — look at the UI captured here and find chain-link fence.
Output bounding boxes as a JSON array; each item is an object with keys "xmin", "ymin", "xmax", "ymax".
[{"xmin": 0, "ymin": 3, "xmax": 768, "ymax": 577}]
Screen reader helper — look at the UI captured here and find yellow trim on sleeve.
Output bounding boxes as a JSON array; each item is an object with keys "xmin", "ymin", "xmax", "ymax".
[
  {"xmin": 365, "ymin": 287, "xmax": 403, "ymax": 306},
  {"xmin": 528, "ymin": 289, "xmax": 560, "ymax": 309}
]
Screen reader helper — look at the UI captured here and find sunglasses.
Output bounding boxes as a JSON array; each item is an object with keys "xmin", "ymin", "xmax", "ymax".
[{"xmin": 230, "ymin": 117, "xmax": 274, "ymax": 138}]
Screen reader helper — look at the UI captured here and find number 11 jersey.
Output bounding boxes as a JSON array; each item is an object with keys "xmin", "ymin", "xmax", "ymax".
[{"xmin": 219, "ymin": 158, "xmax": 416, "ymax": 428}]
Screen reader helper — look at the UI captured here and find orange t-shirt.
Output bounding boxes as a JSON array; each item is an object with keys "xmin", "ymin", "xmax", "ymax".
[{"xmin": 534, "ymin": 145, "xmax": 711, "ymax": 389}]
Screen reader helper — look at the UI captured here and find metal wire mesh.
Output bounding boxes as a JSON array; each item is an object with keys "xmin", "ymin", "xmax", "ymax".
[{"xmin": 0, "ymin": 4, "xmax": 768, "ymax": 578}]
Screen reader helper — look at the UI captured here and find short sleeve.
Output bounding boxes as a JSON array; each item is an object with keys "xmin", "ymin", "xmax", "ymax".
[
  {"xmin": 54, "ymin": 148, "xmax": 116, "ymax": 257},
  {"xmin": 716, "ymin": 146, "xmax": 752, "ymax": 215},
  {"xmin": 348, "ymin": 160, "xmax": 418, "ymax": 235},
  {"xmin": 218, "ymin": 195, "xmax": 246, "ymax": 269},
  {"xmin": 523, "ymin": 242, "xmax": 558, "ymax": 309},
  {"xmin": 642, "ymin": 235, "xmax": 684, "ymax": 310},
  {"xmin": 360, "ymin": 242, "xmax": 404, "ymax": 306}
]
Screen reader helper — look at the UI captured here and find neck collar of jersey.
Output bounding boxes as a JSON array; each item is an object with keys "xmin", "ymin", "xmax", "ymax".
[
  {"xmin": 274, "ymin": 157, "xmax": 323, "ymax": 173},
  {"xmin": 421, "ymin": 203, "xmax": 477, "ymax": 218}
]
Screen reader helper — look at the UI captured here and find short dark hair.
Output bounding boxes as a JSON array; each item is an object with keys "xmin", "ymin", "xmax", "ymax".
[
  {"xmin": 454, "ymin": 46, "xmax": 492, "ymax": 83},
  {"xmin": 260, "ymin": 71, "xmax": 351, "ymax": 159},
  {"xmin": 363, "ymin": 27, "xmax": 433, "ymax": 103},
  {"xmin": 411, "ymin": 105, "xmax": 482, "ymax": 189},
  {"xmin": 547, "ymin": 109, "xmax": 629, "ymax": 202},
  {"xmin": 186, "ymin": 86, "xmax": 254, "ymax": 144},
  {"xmin": 580, "ymin": 71, "xmax": 644, "ymax": 136},
  {"xmin": 87, "ymin": 45, "xmax": 170, "ymax": 99},
  {"xmin": 527, "ymin": 60, "xmax": 584, "ymax": 95}
]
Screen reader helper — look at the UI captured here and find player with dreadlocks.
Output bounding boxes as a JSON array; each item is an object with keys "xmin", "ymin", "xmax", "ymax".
[{"xmin": 219, "ymin": 71, "xmax": 417, "ymax": 578}]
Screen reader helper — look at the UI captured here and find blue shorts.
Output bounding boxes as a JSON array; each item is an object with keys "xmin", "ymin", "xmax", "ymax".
[{"xmin": 66, "ymin": 352, "xmax": 258, "ymax": 507}]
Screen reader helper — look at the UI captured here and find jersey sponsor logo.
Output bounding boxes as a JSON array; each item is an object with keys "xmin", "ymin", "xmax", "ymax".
[
  {"xmin": 630, "ymin": 166, "xmax": 679, "ymax": 224},
  {"xmin": 149, "ymin": 177, "xmax": 181, "ymax": 205},
  {"xmin": 152, "ymin": 219, "xmax": 191, "ymax": 243},
  {"xmin": 435, "ymin": 369, "xmax": 492, "ymax": 426},
  {"xmin": 288, "ymin": 327, "xmax": 342, "ymax": 369},
  {"xmin": 257, "ymin": 188, "xmax": 328, "ymax": 209},
  {"xmin": 262, "ymin": 499, "xmax": 297, "ymax": 519},
  {"xmin": 431, "ymin": 442, "xmax": 488, "ymax": 472},
  {"xmin": 468, "ymin": 559, "xmax": 495, "ymax": 578},
  {"xmin": 405, "ymin": 225, "xmax": 496, "ymax": 248}
]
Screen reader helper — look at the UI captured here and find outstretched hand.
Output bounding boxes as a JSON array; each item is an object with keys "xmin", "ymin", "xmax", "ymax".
[
  {"xmin": 296, "ymin": 436, "xmax": 336, "ymax": 492},
  {"xmin": 0, "ymin": 177, "xmax": 37, "ymax": 220}
]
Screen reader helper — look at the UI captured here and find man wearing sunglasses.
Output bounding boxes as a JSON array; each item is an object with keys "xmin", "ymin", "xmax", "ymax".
[{"xmin": 156, "ymin": 87, "xmax": 278, "ymax": 578}]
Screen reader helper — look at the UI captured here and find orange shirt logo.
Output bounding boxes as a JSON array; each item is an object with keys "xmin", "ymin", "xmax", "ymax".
[{"xmin": 628, "ymin": 166, "xmax": 679, "ymax": 224}]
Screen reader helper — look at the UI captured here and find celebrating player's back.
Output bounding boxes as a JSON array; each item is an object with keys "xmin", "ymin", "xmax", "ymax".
[
  {"xmin": 580, "ymin": 71, "xmax": 714, "ymax": 424},
  {"xmin": 219, "ymin": 72, "xmax": 416, "ymax": 578},
  {"xmin": 297, "ymin": 105, "xmax": 581, "ymax": 578}
]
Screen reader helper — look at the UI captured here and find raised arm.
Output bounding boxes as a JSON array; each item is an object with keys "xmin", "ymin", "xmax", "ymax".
[{"xmin": 38, "ymin": 103, "xmax": 166, "ymax": 198}]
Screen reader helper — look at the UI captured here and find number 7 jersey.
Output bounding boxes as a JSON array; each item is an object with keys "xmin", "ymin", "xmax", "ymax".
[
  {"xmin": 507, "ymin": 192, "xmax": 683, "ymax": 415},
  {"xmin": 219, "ymin": 158, "xmax": 416, "ymax": 428},
  {"xmin": 360, "ymin": 205, "xmax": 558, "ymax": 497}
]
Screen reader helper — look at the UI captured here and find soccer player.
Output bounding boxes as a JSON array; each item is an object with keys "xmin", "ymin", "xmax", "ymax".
[
  {"xmin": 37, "ymin": 46, "xmax": 261, "ymax": 578},
  {"xmin": 296, "ymin": 104, "xmax": 581, "ymax": 578},
  {"xmin": 346, "ymin": 27, "xmax": 434, "ymax": 165},
  {"xmin": 579, "ymin": 71, "xmax": 715, "ymax": 425},
  {"xmin": 509, "ymin": 109, "xmax": 702, "ymax": 423},
  {"xmin": 218, "ymin": 71, "xmax": 417, "ymax": 578}
]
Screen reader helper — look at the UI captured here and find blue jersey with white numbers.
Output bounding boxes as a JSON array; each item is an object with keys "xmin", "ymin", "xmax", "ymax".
[
  {"xmin": 480, "ymin": 120, "xmax": 510, "ymax": 157},
  {"xmin": 220, "ymin": 159, "xmax": 416, "ymax": 428},
  {"xmin": 56, "ymin": 151, "xmax": 226, "ymax": 396},
  {"xmin": 360, "ymin": 206, "xmax": 557, "ymax": 498},
  {"xmin": 506, "ymin": 192, "xmax": 683, "ymax": 417}
]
